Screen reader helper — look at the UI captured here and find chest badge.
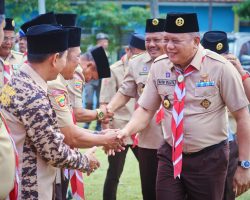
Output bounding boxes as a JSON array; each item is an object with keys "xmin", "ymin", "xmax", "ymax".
[
  {"xmin": 200, "ymin": 99, "xmax": 211, "ymax": 109},
  {"xmin": 163, "ymin": 96, "xmax": 171, "ymax": 109}
]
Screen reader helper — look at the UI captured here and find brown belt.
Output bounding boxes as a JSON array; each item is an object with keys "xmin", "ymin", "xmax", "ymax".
[{"xmin": 182, "ymin": 139, "xmax": 228, "ymax": 157}]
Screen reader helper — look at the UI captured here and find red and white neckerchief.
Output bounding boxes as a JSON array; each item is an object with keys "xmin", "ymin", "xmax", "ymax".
[
  {"xmin": 64, "ymin": 112, "xmax": 85, "ymax": 200},
  {"xmin": 3, "ymin": 61, "xmax": 13, "ymax": 84},
  {"xmin": 171, "ymin": 66, "xmax": 196, "ymax": 178},
  {"xmin": 1, "ymin": 113, "xmax": 19, "ymax": 200}
]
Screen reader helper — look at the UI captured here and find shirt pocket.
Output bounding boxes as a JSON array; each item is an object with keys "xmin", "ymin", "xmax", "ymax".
[
  {"xmin": 193, "ymin": 86, "xmax": 221, "ymax": 112},
  {"xmin": 158, "ymin": 86, "xmax": 174, "ymax": 112}
]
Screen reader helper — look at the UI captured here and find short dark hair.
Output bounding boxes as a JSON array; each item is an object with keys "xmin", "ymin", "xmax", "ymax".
[{"xmin": 28, "ymin": 50, "xmax": 66, "ymax": 63}]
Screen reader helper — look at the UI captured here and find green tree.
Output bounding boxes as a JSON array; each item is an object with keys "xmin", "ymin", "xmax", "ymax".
[{"xmin": 233, "ymin": 0, "xmax": 250, "ymax": 20}]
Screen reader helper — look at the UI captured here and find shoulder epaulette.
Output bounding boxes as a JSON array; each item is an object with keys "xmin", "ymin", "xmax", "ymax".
[
  {"xmin": 110, "ymin": 60, "xmax": 123, "ymax": 70},
  {"xmin": 205, "ymin": 50, "xmax": 226, "ymax": 64},
  {"xmin": 154, "ymin": 54, "xmax": 168, "ymax": 63},
  {"xmin": 130, "ymin": 52, "xmax": 146, "ymax": 60}
]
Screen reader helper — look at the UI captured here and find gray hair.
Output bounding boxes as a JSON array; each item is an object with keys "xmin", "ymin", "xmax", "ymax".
[
  {"xmin": 189, "ymin": 32, "xmax": 200, "ymax": 38},
  {"xmin": 81, "ymin": 51, "xmax": 94, "ymax": 62}
]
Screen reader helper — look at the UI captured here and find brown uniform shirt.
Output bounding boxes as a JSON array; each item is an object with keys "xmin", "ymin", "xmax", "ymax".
[
  {"xmin": 0, "ymin": 50, "xmax": 24, "ymax": 89},
  {"xmin": 118, "ymin": 52, "xmax": 164, "ymax": 149},
  {"xmin": 138, "ymin": 45, "xmax": 249, "ymax": 153},
  {"xmin": 0, "ymin": 114, "xmax": 15, "ymax": 199},
  {"xmin": 100, "ymin": 59, "xmax": 135, "ymax": 144},
  {"xmin": 67, "ymin": 65, "xmax": 85, "ymax": 109},
  {"xmin": 0, "ymin": 64, "xmax": 89, "ymax": 199},
  {"xmin": 48, "ymin": 74, "xmax": 74, "ymax": 128}
]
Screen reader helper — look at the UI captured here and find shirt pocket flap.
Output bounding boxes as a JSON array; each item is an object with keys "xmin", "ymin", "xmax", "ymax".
[{"xmin": 195, "ymin": 86, "xmax": 218, "ymax": 97}]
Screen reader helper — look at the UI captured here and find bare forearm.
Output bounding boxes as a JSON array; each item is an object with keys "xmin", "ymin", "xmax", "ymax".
[
  {"xmin": 234, "ymin": 107, "xmax": 250, "ymax": 160},
  {"xmin": 108, "ymin": 92, "xmax": 130, "ymax": 112},
  {"xmin": 73, "ymin": 107, "xmax": 97, "ymax": 122},
  {"xmin": 61, "ymin": 125, "xmax": 106, "ymax": 148},
  {"xmin": 123, "ymin": 106, "xmax": 155, "ymax": 136}
]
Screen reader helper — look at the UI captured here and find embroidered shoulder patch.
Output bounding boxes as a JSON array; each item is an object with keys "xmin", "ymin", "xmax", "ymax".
[
  {"xmin": 74, "ymin": 80, "xmax": 83, "ymax": 90},
  {"xmin": 0, "ymin": 84, "xmax": 16, "ymax": 106},
  {"xmin": 55, "ymin": 94, "xmax": 66, "ymax": 108}
]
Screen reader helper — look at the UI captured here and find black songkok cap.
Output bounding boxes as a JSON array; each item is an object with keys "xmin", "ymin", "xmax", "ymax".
[
  {"xmin": 65, "ymin": 26, "xmax": 81, "ymax": 48},
  {"xmin": 55, "ymin": 13, "xmax": 77, "ymax": 27},
  {"xmin": 145, "ymin": 18, "xmax": 165, "ymax": 33},
  {"xmin": 165, "ymin": 13, "xmax": 199, "ymax": 33},
  {"xmin": 0, "ymin": 0, "xmax": 4, "ymax": 15},
  {"xmin": 21, "ymin": 12, "xmax": 57, "ymax": 34},
  {"xmin": 26, "ymin": 24, "xmax": 68, "ymax": 54},
  {"xmin": 91, "ymin": 46, "xmax": 110, "ymax": 79},
  {"xmin": 201, "ymin": 31, "xmax": 229, "ymax": 54},
  {"xmin": 4, "ymin": 18, "xmax": 15, "ymax": 31},
  {"xmin": 129, "ymin": 33, "xmax": 145, "ymax": 50}
]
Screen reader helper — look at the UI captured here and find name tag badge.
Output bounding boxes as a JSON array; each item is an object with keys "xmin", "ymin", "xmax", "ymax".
[
  {"xmin": 157, "ymin": 79, "xmax": 176, "ymax": 86},
  {"xmin": 196, "ymin": 81, "xmax": 215, "ymax": 87}
]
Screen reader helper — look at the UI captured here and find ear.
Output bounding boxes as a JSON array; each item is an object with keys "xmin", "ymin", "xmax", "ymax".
[
  {"xmin": 194, "ymin": 36, "xmax": 200, "ymax": 49},
  {"xmin": 50, "ymin": 53, "xmax": 60, "ymax": 68}
]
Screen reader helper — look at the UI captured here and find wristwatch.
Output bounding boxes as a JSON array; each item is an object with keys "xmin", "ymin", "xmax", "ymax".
[
  {"xmin": 238, "ymin": 160, "xmax": 250, "ymax": 169},
  {"xmin": 242, "ymin": 71, "xmax": 250, "ymax": 82},
  {"xmin": 96, "ymin": 108, "xmax": 104, "ymax": 120}
]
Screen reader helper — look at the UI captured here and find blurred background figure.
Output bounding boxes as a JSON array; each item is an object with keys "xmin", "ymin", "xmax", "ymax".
[
  {"xmin": 18, "ymin": 29, "xmax": 27, "ymax": 54},
  {"xmin": 84, "ymin": 32, "xmax": 110, "ymax": 131}
]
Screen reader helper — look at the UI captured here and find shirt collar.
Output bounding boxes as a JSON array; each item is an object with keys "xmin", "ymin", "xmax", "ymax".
[{"xmin": 20, "ymin": 63, "xmax": 48, "ymax": 94}]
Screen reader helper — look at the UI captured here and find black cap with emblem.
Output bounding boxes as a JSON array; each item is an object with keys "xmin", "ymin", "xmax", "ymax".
[
  {"xmin": 21, "ymin": 12, "xmax": 57, "ymax": 34},
  {"xmin": 55, "ymin": 13, "xmax": 77, "ymax": 27},
  {"xmin": 4, "ymin": 18, "xmax": 15, "ymax": 31},
  {"xmin": 90, "ymin": 46, "xmax": 110, "ymax": 79},
  {"xmin": 65, "ymin": 26, "xmax": 81, "ymax": 48},
  {"xmin": 145, "ymin": 18, "xmax": 166, "ymax": 33},
  {"xmin": 201, "ymin": 31, "xmax": 228, "ymax": 54},
  {"xmin": 26, "ymin": 24, "xmax": 68, "ymax": 54},
  {"xmin": 165, "ymin": 13, "xmax": 199, "ymax": 33}
]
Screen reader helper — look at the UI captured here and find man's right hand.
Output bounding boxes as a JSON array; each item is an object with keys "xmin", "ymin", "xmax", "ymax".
[{"xmin": 101, "ymin": 129, "xmax": 125, "ymax": 152}]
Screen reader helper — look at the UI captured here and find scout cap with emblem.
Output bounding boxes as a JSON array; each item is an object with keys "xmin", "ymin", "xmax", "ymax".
[
  {"xmin": 65, "ymin": 26, "xmax": 81, "ymax": 48},
  {"xmin": 55, "ymin": 13, "xmax": 77, "ymax": 27},
  {"xmin": 90, "ymin": 46, "xmax": 110, "ymax": 78},
  {"xmin": 145, "ymin": 18, "xmax": 165, "ymax": 33},
  {"xmin": 4, "ymin": 18, "xmax": 15, "ymax": 31},
  {"xmin": 26, "ymin": 24, "xmax": 68, "ymax": 54},
  {"xmin": 129, "ymin": 33, "xmax": 146, "ymax": 50},
  {"xmin": 165, "ymin": 13, "xmax": 199, "ymax": 33},
  {"xmin": 201, "ymin": 31, "xmax": 228, "ymax": 54},
  {"xmin": 20, "ymin": 12, "xmax": 57, "ymax": 34}
]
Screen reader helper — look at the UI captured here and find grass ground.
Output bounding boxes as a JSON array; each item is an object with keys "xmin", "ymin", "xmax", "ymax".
[{"xmin": 81, "ymin": 121, "xmax": 250, "ymax": 200}]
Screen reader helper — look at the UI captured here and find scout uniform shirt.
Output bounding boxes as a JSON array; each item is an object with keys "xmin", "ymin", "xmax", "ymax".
[
  {"xmin": 0, "ymin": 50, "xmax": 24, "ymax": 89},
  {"xmin": 138, "ymin": 45, "xmax": 249, "ymax": 153},
  {"xmin": 118, "ymin": 51, "xmax": 164, "ymax": 149},
  {"xmin": 67, "ymin": 65, "xmax": 85, "ymax": 109},
  {"xmin": 100, "ymin": 58, "xmax": 135, "ymax": 145},
  {"xmin": 0, "ymin": 113, "xmax": 15, "ymax": 200},
  {"xmin": 0, "ymin": 64, "xmax": 89, "ymax": 200},
  {"xmin": 48, "ymin": 74, "xmax": 74, "ymax": 128}
]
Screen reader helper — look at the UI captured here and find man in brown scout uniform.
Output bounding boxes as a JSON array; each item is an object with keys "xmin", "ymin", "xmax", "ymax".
[
  {"xmin": 0, "ymin": 17, "xmax": 24, "ymax": 89},
  {"xmin": 202, "ymin": 30, "xmax": 250, "ymax": 200},
  {"xmin": 0, "ymin": 24, "xmax": 100, "ymax": 200},
  {"xmin": 106, "ymin": 18, "xmax": 166, "ymax": 200},
  {"xmin": 100, "ymin": 33, "xmax": 146, "ymax": 200},
  {"xmin": 0, "ymin": 1, "xmax": 17, "ymax": 199},
  {"xmin": 117, "ymin": 13, "xmax": 250, "ymax": 200}
]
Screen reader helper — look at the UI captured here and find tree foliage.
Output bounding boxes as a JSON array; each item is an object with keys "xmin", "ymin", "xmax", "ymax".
[
  {"xmin": 233, "ymin": 0, "xmax": 250, "ymax": 20},
  {"xmin": 5, "ymin": 0, "xmax": 151, "ymax": 55}
]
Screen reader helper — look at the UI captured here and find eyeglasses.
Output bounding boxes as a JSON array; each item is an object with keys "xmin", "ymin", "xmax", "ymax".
[{"xmin": 3, "ymin": 36, "xmax": 16, "ymax": 42}]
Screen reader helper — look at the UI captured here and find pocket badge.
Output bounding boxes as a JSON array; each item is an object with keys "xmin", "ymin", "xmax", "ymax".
[{"xmin": 200, "ymin": 99, "xmax": 211, "ymax": 109}]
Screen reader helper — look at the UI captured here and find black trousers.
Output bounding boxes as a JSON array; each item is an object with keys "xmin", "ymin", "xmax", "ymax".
[
  {"xmin": 156, "ymin": 141, "xmax": 229, "ymax": 200},
  {"xmin": 103, "ymin": 145, "xmax": 138, "ymax": 200},
  {"xmin": 55, "ymin": 170, "xmax": 69, "ymax": 200},
  {"xmin": 138, "ymin": 147, "xmax": 159, "ymax": 200}
]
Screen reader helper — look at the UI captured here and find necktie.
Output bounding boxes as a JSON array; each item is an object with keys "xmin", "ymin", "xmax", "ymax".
[
  {"xmin": 3, "ymin": 61, "xmax": 12, "ymax": 84},
  {"xmin": 171, "ymin": 65, "xmax": 195, "ymax": 178}
]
